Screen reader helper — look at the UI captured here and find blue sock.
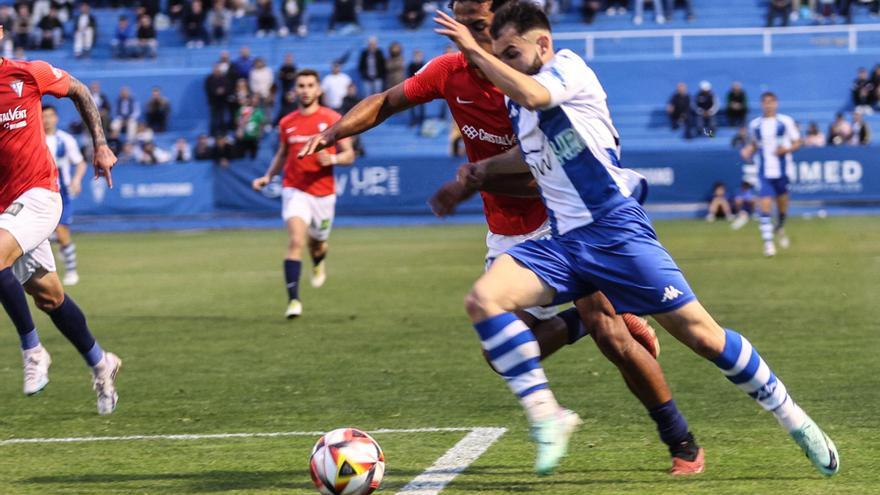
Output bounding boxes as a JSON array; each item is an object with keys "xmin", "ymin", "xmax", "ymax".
[
  {"xmin": 47, "ymin": 295, "xmax": 103, "ymax": 367},
  {"xmin": 475, "ymin": 313, "xmax": 548, "ymax": 398},
  {"xmin": 713, "ymin": 329, "xmax": 793, "ymax": 414},
  {"xmin": 284, "ymin": 259, "xmax": 301, "ymax": 301},
  {"xmin": 0, "ymin": 267, "xmax": 40, "ymax": 350},
  {"xmin": 557, "ymin": 306, "xmax": 589, "ymax": 344},
  {"xmin": 648, "ymin": 399, "xmax": 690, "ymax": 448}
]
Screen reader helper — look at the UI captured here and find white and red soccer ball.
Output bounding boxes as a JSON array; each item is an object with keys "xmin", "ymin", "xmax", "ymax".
[{"xmin": 309, "ymin": 428, "xmax": 385, "ymax": 495}]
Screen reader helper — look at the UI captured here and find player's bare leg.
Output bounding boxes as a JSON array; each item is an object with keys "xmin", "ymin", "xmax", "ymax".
[
  {"xmin": 24, "ymin": 268, "xmax": 120, "ymax": 414},
  {"xmin": 465, "ymin": 254, "xmax": 581, "ymax": 475},
  {"xmin": 308, "ymin": 237, "xmax": 328, "ymax": 288},
  {"xmin": 53, "ymin": 224, "xmax": 79, "ymax": 285},
  {"xmin": 653, "ymin": 301, "xmax": 839, "ymax": 476},
  {"xmin": 283, "ymin": 217, "xmax": 308, "ymax": 318},
  {"xmin": 775, "ymin": 193, "xmax": 790, "ymax": 248},
  {"xmin": 758, "ymin": 196, "xmax": 777, "ymax": 256}
]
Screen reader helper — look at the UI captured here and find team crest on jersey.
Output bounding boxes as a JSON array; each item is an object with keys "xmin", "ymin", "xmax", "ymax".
[
  {"xmin": 3, "ymin": 202, "xmax": 23, "ymax": 216},
  {"xmin": 9, "ymin": 80, "xmax": 23, "ymax": 98},
  {"xmin": 51, "ymin": 67, "xmax": 63, "ymax": 79},
  {"xmin": 318, "ymin": 122, "xmax": 328, "ymax": 131}
]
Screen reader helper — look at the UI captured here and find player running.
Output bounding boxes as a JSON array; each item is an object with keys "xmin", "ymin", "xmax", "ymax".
[
  {"xmin": 252, "ymin": 69, "xmax": 355, "ymax": 318},
  {"xmin": 435, "ymin": 1, "xmax": 838, "ymax": 476},
  {"xmin": 740, "ymin": 92, "xmax": 800, "ymax": 257},
  {"xmin": 301, "ymin": 0, "xmax": 705, "ymax": 476},
  {"xmin": 43, "ymin": 105, "xmax": 86, "ymax": 285},
  {"xmin": 0, "ymin": 39, "xmax": 121, "ymax": 414}
]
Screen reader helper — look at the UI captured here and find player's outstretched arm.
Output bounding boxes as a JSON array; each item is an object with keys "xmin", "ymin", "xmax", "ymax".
[
  {"xmin": 299, "ymin": 84, "xmax": 412, "ymax": 158},
  {"xmin": 253, "ymin": 140, "xmax": 288, "ymax": 190},
  {"xmin": 67, "ymin": 77, "xmax": 116, "ymax": 187},
  {"xmin": 433, "ymin": 11, "xmax": 551, "ymax": 110}
]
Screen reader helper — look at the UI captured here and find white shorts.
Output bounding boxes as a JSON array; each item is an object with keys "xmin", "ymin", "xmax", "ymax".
[
  {"xmin": 0, "ymin": 188, "xmax": 60, "ymax": 283},
  {"xmin": 484, "ymin": 220, "xmax": 559, "ymax": 320},
  {"xmin": 281, "ymin": 187, "xmax": 336, "ymax": 242}
]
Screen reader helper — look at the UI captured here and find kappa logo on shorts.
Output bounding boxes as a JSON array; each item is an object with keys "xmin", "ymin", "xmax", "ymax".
[
  {"xmin": 661, "ymin": 285, "xmax": 684, "ymax": 303},
  {"xmin": 3, "ymin": 202, "xmax": 23, "ymax": 216}
]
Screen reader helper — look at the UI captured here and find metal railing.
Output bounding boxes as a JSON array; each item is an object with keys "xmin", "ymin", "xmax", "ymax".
[{"xmin": 554, "ymin": 23, "xmax": 880, "ymax": 60}]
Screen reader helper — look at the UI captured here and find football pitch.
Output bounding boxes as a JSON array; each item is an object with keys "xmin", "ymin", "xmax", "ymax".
[{"xmin": 0, "ymin": 217, "xmax": 878, "ymax": 495}]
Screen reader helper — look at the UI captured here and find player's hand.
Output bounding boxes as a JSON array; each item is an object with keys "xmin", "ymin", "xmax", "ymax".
[
  {"xmin": 69, "ymin": 178, "xmax": 82, "ymax": 197},
  {"xmin": 252, "ymin": 175, "xmax": 270, "ymax": 191},
  {"xmin": 316, "ymin": 151, "xmax": 335, "ymax": 167},
  {"xmin": 456, "ymin": 162, "xmax": 485, "ymax": 191},
  {"xmin": 93, "ymin": 144, "xmax": 116, "ymax": 188},
  {"xmin": 299, "ymin": 130, "xmax": 336, "ymax": 159},
  {"xmin": 433, "ymin": 10, "xmax": 481, "ymax": 55},
  {"xmin": 428, "ymin": 179, "xmax": 474, "ymax": 217}
]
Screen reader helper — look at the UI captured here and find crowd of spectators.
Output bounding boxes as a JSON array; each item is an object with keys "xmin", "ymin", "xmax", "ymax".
[
  {"xmin": 768, "ymin": 0, "xmax": 880, "ymax": 27},
  {"xmin": 666, "ymin": 80, "xmax": 740, "ymax": 139}
]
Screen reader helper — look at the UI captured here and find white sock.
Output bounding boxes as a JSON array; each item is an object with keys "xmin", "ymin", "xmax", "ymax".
[
  {"xmin": 773, "ymin": 396, "xmax": 808, "ymax": 432},
  {"xmin": 520, "ymin": 388, "xmax": 560, "ymax": 423}
]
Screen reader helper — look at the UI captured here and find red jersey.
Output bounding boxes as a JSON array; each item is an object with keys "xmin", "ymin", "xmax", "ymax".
[
  {"xmin": 404, "ymin": 52, "xmax": 547, "ymax": 236},
  {"xmin": 0, "ymin": 59, "xmax": 70, "ymax": 210},
  {"xmin": 279, "ymin": 106, "xmax": 342, "ymax": 197}
]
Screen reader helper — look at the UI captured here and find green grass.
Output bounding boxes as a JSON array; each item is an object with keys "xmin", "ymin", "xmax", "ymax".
[{"xmin": 0, "ymin": 217, "xmax": 878, "ymax": 494}]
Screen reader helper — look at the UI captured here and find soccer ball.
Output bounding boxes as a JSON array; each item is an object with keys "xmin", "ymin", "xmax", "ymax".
[{"xmin": 309, "ymin": 428, "xmax": 385, "ymax": 495}]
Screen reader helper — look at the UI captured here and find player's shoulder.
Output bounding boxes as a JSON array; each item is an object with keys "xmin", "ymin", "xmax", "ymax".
[
  {"xmin": 748, "ymin": 116, "xmax": 761, "ymax": 128},
  {"xmin": 56, "ymin": 129, "xmax": 78, "ymax": 144},
  {"xmin": 777, "ymin": 113, "xmax": 797, "ymax": 126},
  {"xmin": 279, "ymin": 110, "xmax": 300, "ymax": 125},
  {"xmin": 419, "ymin": 52, "xmax": 467, "ymax": 75}
]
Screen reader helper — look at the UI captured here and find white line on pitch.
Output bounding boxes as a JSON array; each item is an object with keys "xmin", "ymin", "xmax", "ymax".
[
  {"xmin": 0, "ymin": 427, "xmax": 480, "ymax": 446},
  {"xmin": 395, "ymin": 427, "xmax": 507, "ymax": 495}
]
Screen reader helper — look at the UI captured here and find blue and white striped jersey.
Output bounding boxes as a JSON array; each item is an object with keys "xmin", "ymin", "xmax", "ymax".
[
  {"xmin": 46, "ymin": 129, "xmax": 83, "ymax": 192},
  {"xmin": 747, "ymin": 113, "xmax": 799, "ymax": 180},
  {"xmin": 506, "ymin": 49, "xmax": 645, "ymax": 236}
]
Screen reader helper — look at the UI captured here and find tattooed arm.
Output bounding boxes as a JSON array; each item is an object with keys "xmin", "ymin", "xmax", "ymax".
[{"xmin": 67, "ymin": 77, "xmax": 117, "ymax": 187}]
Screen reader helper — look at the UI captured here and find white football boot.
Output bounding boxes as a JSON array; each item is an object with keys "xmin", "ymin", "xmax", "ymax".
[
  {"xmin": 790, "ymin": 416, "xmax": 840, "ymax": 476},
  {"xmin": 62, "ymin": 270, "xmax": 80, "ymax": 286},
  {"xmin": 92, "ymin": 352, "xmax": 121, "ymax": 415},
  {"xmin": 764, "ymin": 241, "xmax": 777, "ymax": 257},
  {"xmin": 285, "ymin": 299, "xmax": 303, "ymax": 319},
  {"xmin": 311, "ymin": 261, "xmax": 326, "ymax": 288},
  {"xmin": 22, "ymin": 345, "xmax": 51, "ymax": 395}
]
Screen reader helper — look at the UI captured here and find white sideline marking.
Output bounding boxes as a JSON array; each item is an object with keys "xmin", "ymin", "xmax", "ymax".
[
  {"xmin": 0, "ymin": 427, "xmax": 480, "ymax": 446},
  {"xmin": 395, "ymin": 427, "xmax": 507, "ymax": 495}
]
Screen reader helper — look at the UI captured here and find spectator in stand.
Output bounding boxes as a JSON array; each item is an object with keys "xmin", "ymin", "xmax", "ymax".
[
  {"xmin": 235, "ymin": 94, "xmax": 265, "ymax": 159},
  {"xmin": 407, "ymin": 49, "xmax": 426, "ymax": 127},
  {"xmin": 111, "ymin": 15, "xmax": 134, "ymax": 58},
  {"xmin": 139, "ymin": 0, "xmax": 161, "ymax": 19},
  {"xmin": 804, "ymin": 122, "xmax": 826, "ymax": 147},
  {"xmin": 828, "ymin": 112, "xmax": 853, "ymax": 145},
  {"xmin": 725, "ymin": 81, "xmax": 748, "ymax": 127},
  {"xmin": 136, "ymin": 141, "xmax": 171, "ymax": 164},
  {"xmin": 172, "ymin": 138, "xmax": 193, "ymax": 162},
  {"xmin": 706, "ymin": 182, "xmax": 733, "ymax": 222},
  {"xmin": 12, "ymin": 4, "xmax": 34, "ymax": 50},
  {"xmin": 134, "ymin": 121, "xmax": 155, "ymax": 144},
  {"xmin": 767, "ymin": 0, "xmax": 792, "ymax": 26},
  {"xmin": 694, "ymin": 80, "xmax": 719, "ymax": 136},
  {"xmin": 816, "ymin": 0, "xmax": 836, "ymax": 23},
  {"xmin": 194, "ymin": 134, "xmax": 213, "ymax": 160},
  {"xmin": 321, "ymin": 62, "xmax": 353, "ymax": 111},
  {"xmin": 850, "ymin": 111, "xmax": 871, "ymax": 145},
  {"xmin": 605, "ymin": 0, "xmax": 627, "ymax": 15},
  {"xmin": 276, "ymin": 89, "xmax": 297, "ymax": 124},
  {"xmin": 278, "ymin": 53, "xmax": 298, "ymax": 97},
  {"xmin": 249, "ymin": 57, "xmax": 275, "ymax": 104},
  {"xmin": 233, "ymin": 46, "xmax": 255, "ymax": 79},
  {"xmin": 664, "ymin": 0, "xmax": 695, "ymax": 21},
  {"xmin": 72, "ymin": 3, "xmax": 96, "ymax": 58},
  {"xmin": 216, "ymin": 50, "xmax": 232, "ymax": 74},
  {"xmin": 282, "ymin": 0, "xmax": 308, "ymax": 37},
  {"xmin": 731, "ymin": 181, "xmax": 756, "ymax": 230},
  {"xmin": 182, "ymin": 0, "xmax": 208, "ymax": 48},
  {"xmin": 359, "ymin": 36, "xmax": 386, "ymax": 96},
  {"xmin": 580, "ymin": 0, "xmax": 602, "ymax": 23},
  {"xmin": 135, "ymin": 13, "xmax": 158, "ymax": 58},
  {"xmin": 329, "ymin": 0, "xmax": 360, "ymax": 33},
  {"xmin": 145, "ymin": 87, "xmax": 171, "ymax": 132},
  {"xmin": 206, "ymin": 64, "xmax": 232, "ymax": 135},
  {"xmin": 401, "ymin": 0, "xmax": 425, "ymax": 29},
  {"xmin": 231, "ymin": 77, "xmax": 251, "ymax": 121},
  {"xmin": 112, "ymin": 86, "xmax": 140, "ymax": 141},
  {"xmin": 666, "ymin": 82, "xmax": 694, "ymax": 139},
  {"xmin": 340, "ymin": 83, "xmax": 361, "ymax": 115},
  {"xmin": 37, "ymin": 6, "xmax": 64, "ymax": 50},
  {"xmin": 731, "ymin": 126, "xmax": 748, "ymax": 148},
  {"xmin": 255, "ymin": 0, "xmax": 278, "ymax": 36},
  {"xmin": 168, "ymin": 0, "xmax": 186, "ymax": 24},
  {"xmin": 213, "ymin": 134, "xmax": 235, "ymax": 167},
  {"xmin": 385, "ymin": 42, "xmax": 406, "ymax": 89},
  {"xmin": 89, "ymin": 81, "xmax": 112, "ymax": 135},
  {"xmin": 633, "ymin": 0, "xmax": 666, "ymax": 25},
  {"xmin": 0, "ymin": 5, "xmax": 13, "ymax": 57},
  {"xmin": 852, "ymin": 67, "xmax": 875, "ymax": 113},
  {"xmin": 207, "ymin": 0, "xmax": 232, "ymax": 43}
]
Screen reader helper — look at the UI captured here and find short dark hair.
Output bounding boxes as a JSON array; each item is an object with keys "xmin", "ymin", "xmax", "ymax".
[
  {"xmin": 761, "ymin": 91, "xmax": 777, "ymax": 100},
  {"xmin": 490, "ymin": 1, "xmax": 551, "ymax": 39},
  {"xmin": 447, "ymin": 0, "xmax": 510, "ymax": 12},
  {"xmin": 295, "ymin": 69, "xmax": 320, "ymax": 83},
  {"xmin": 42, "ymin": 105, "xmax": 56, "ymax": 113}
]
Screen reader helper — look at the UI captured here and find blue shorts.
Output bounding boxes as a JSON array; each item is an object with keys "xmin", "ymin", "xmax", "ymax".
[
  {"xmin": 58, "ymin": 188, "xmax": 73, "ymax": 226},
  {"xmin": 506, "ymin": 200, "xmax": 696, "ymax": 315},
  {"xmin": 758, "ymin": 176, "xmax": 789, "ymax": 198}
]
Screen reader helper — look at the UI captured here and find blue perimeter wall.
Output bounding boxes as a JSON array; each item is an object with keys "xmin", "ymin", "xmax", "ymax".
[{"xmin": 72, "ymin": 146, "xmax": 880, "ymax": 220}]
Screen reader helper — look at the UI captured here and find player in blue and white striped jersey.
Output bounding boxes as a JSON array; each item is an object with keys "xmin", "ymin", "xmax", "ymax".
[
  {"xmin": 741, "ymin": 93, "xmax": 801, "ymax": 257},
  {"xmin": 435, "ymin": 1, "xmax": 838, "ymax": 477}
]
